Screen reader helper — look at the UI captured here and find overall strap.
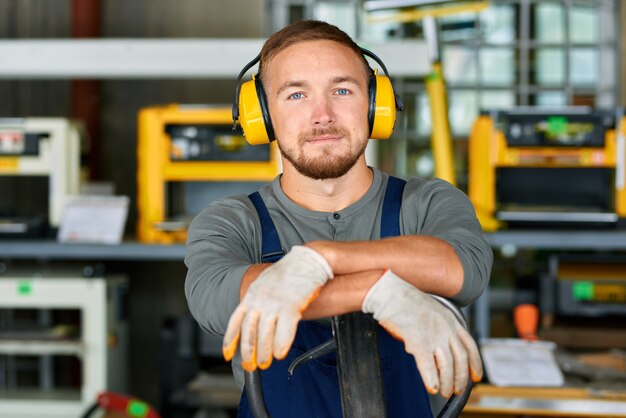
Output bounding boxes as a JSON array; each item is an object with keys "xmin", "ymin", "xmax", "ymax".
[
  {"xmin": 248, "ymin": 191, "xmax": 285, "ymax": 263},
  {"xmin": 380, "ymin": 176, "xmax": 406, "ymax": 239},
  {"xmin": 249, "ymin": 176, "xmax": 406, "ymax": 262}
]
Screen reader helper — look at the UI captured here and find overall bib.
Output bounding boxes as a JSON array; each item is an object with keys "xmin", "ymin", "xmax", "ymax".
[{"xmin": 238, "ymin": 177, "xmax": 433, "ymax": 418}]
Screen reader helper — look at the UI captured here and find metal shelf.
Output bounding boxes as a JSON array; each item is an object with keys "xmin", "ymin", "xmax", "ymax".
[
  {"xmin": 0, "ymin": 340, "xmax": 83, "ymax": 356},
  {"xmin": 0, "ymin": 389, "xmax": 80, "ymax": 401},
  {"xmin": 0, "ymin": 240, "xmax": 186, "ymax": 261},
  {"xmin": 0, "ymin": 38, "xmax": 428, "ymax": 79},
  {"xmin": 2, "ymin": 231, "xmax": 626, "ymax": 262},
  {"xmin": 485, "ymin": 230, "xmax": 626, "ymax": 251}
]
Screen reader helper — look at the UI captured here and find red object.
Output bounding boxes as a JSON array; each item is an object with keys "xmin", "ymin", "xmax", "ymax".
[
  {"xmin": 71, "ymin": 0, "xmax": 101, "ymax": 37},
  {"xmin": 71, "ymin": 0, "xmax": 102, "ymax": 179},
  {"xmin": 96, "ymin": 392, "xmax": 162, "ymax": 418}
]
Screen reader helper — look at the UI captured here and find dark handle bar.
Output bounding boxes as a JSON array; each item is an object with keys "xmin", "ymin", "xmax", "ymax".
[{"xmin": 245, "ymin": 300, "xmax": 474, "ymax": 418}]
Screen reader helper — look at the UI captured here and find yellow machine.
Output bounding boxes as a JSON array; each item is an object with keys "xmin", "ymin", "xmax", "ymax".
[
  {"xmin": 468, "ymin": 108, "xmax": 626, "ymax": 231},
  {"xmin": 137, "ymin": 104, "xmax": 280, "ymax": 243}
]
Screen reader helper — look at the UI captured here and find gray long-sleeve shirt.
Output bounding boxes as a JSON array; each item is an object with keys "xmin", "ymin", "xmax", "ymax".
[{"xmin": 185, "ymin": 168, "xmax": 493, "ymax": 385}]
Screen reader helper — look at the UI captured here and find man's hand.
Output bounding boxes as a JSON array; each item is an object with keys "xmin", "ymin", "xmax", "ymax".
[
  {"xmin": 222, "ymin": 245, "xmax": 333, "ymax": 371},
  {"xmin": 362, "ymin": 270, "xmax": 483, "ymax": 397}
]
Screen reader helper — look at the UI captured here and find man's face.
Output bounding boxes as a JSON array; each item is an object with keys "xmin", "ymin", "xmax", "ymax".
[{"xmin": 263, "ymin": 40, "xmax": 370, "ymax": 180}]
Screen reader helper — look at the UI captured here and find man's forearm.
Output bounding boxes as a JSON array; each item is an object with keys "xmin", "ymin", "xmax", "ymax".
[
  {"xmin": 305, "ymin": 236, "xmax": 463, "ymax": 298},
  {"xmin": 239, "ymin": 235, "xmax": 463, "ymax": 319},
  {"xmin": 240, "ymin": 263, "xmax": 383, "ymax": 320},
  {"xmin": 239, "ymin": 263, "xmax": 271, "ymax": 301},
  {"xmin": 301, "ymin": 269, "xmax": 384, "ymax": 320}
]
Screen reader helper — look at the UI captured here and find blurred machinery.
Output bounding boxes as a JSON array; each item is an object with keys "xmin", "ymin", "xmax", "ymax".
[
  {"xmin": 538, "ymin": 255, "xmax": 626, "ymax": 350},
  {"xmin": 365, "ymin": 0, "xmax": 489, "ymax": 186},
  {"xmin": 468, "ymin": 108, "xmax": 626, "ymax": 231},
  {"xmin": 160, "ymin": 315, "xmax": 239, "ymax": 417},
  {"xmin": 0, "ymin": 271, "xmax": 128, "ymax": 418},
  {"xmin": 0, "ymin": 118, "xmax": 82, "ymax": 237},
  {"xmin": 553, "ymin": 261, "xmax": 626, "ymax": 318},
  {"xmin": 137, "ymin": 104, "xmax": 280, "ymax": 244}
]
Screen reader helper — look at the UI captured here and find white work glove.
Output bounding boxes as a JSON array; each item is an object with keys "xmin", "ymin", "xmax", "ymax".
[
  {"xmin": 362, "ymin": 270, "xmax": 483, "ymax": 398},
  {"xmin": 222, "ymin": 245, "xmax": 333, "ymax": 371}
]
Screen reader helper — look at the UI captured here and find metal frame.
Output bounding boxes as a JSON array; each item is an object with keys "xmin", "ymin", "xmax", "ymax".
[{"xmin": 439, "ymin": 0, "xmax": 620, "ymax": 107}]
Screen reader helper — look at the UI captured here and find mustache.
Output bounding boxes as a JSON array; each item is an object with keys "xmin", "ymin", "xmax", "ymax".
[{"xmin": 298, "ymin": 127, "xmax": 350, "ymax": 142}]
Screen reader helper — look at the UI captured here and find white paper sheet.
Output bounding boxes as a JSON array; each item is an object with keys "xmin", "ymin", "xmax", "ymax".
[
  {"xmin": 480, "ymin": 338, "xmax": 565, "ymax": 387},
  {"xmin": 57, "ymin": 195, "xmax": 129, "ymax": 245}
]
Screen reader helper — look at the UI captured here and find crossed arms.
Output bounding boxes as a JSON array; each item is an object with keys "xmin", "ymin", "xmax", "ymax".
[
  {"xmin": 185, "ymin": 178, "xmax": 493, "ymax": 397},
  {"xmin": 225, "ymin": 236, "xmax": 481, "ymax": 397},
  {"xmin": 240, "ymin": 235, "xmax": 463, "ymax": 320}
]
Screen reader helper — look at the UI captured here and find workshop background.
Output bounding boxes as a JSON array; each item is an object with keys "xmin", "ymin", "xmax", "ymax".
[{"xmin": 1, "ymin": 0, "xmax": 626, "ymax": 417}]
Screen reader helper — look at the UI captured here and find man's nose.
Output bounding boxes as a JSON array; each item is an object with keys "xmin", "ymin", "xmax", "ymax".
[{"xmin": 311, "ymin": 97, "xmax": 335, "ymax": 126}]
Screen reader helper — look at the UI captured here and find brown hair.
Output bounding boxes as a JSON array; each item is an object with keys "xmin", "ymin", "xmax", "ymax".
[{"xmin": 258, "ymin": 20, "xmax": 371, "ymax": 83}]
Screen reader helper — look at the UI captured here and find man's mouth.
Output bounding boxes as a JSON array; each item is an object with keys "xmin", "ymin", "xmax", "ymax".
[{"xmin": 305, "ymin": 135, "xmax": 342, "ymax": 144}]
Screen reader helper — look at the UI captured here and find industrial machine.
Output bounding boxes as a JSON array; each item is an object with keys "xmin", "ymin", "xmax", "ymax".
[
  {"xmin": 137, "ymin": 104, "xmax": 280, "ymax": 244},
  {"xmin": 0, "ymin": 271, "xmax": 128, "ymax": 418},
  {"xmin": 536, "ymin": 255, "xmax": 626, "ymax": 350},
  {"xmin": 0, "ymin": 118, "xmax": 82, "ymax": 237},
  {"xmin": 544, "ymin": 256, "xmax": 626, "ymax": 319},
  {"xmin": 468, "ymin": 108, "xmax": 626, "ymax": 231}
]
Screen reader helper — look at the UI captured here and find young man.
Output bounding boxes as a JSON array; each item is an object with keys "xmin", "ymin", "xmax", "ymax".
[{"xmin": 185, "ymin": 20, "xmax": 492, "ymax": 418}]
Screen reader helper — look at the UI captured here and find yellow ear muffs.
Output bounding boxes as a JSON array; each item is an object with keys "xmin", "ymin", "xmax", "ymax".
[
  {"xmin": 232, "ymin": 54, "xmax": 275, "ymax": 145},
  {"xmin": 232, "ymin": 49, "xmax": 403, "ymax": 144},
  {"xmin": 238, "ymin": 75, "xmax": 274, "ymax": 145},
  {"xmin": 369, "ymin": 72, "xmax": 397, "ymax": 140},
  {"xmin": 361, "ymin": 48, "xmax": 404, "ymax": 140}
]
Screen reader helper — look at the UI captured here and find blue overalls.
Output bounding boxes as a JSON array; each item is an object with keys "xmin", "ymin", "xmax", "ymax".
[{"xmin": 238, "ymin": 177, "xmax": 433, "ymax": 418}]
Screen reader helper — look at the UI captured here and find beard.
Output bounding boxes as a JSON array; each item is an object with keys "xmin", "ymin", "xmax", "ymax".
[{"xmin": 278, "ymin": 126, "xmax": 368, "ymax": 180}]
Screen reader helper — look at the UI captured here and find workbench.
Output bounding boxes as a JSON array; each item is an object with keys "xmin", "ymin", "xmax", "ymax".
[{"xmin": 464, "ymin": 384, "xmax": 626, "ymax": 417}]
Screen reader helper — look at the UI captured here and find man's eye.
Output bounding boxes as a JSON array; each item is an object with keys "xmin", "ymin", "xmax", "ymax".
[
  {"xmin": 289, "ymin": 92, "xmax": 304, "ymax": 100},
  {"xmin": 335, "ymin": 89, "xmax": 350, "ymax": 95}
]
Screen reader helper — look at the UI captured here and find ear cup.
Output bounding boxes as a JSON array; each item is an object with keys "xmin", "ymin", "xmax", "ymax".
[
  {"xmin": 369, "ymin": 74, "xmax": 397, "ymax": 140},
  {"xmin": 237, "ymin": 76, "xmax": 274, "ymax": 145}
]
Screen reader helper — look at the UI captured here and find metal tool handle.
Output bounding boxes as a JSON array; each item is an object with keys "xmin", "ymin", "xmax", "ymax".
[
  {"xmin": 437, "ymin": 381, "xmax": 473, "ymax": 418},
  {"xmin": 244, "ymin": 370, "xmax": 270, "ymax": 418},
  {"xmin": 244, "ymin": 301, "xmax": 475, "ymax": 418},
  {"xmin": 243, "ymin": 313, "xmax": 386, "ymax": 418},
  {"xmin": 244, "ymin": 361, "xmax": 471, "ymax": 418},
  {"xmin": 432, "ymin": 296, "xmax": 475, "ymax": 418},
  {"xmin": 332, "ymin": 312, "xmax": 387, "ymax": 418}
]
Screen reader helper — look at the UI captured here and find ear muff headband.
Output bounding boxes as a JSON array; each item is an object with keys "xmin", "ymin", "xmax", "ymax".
[
  {"xmin": 232, "ymin": 53, "xmax": 260, "ymax": 126},
  {"xmin": 232, "ymin": 54, "xmax": 274, "ymax": 145},
  {"xmin": 233, "ymin": 48, "xmax": 404, "ymax": 144}
]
